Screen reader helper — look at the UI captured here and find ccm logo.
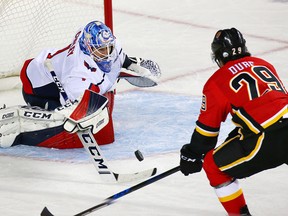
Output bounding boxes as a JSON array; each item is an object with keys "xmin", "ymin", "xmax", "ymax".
[
  {"xmin": 81, "ymin": 132, "xmax": 111, "ymax": 174},
  {"xmin": 2, "ymin": 112, "xmax": 14, "ymax": 119},
  {"xmin": 24, "ymin": 111, "xmax": 52, "ymax": 119},
  {"xmin": 96, "ymin": 118, "xmax": 104, "ymax": 128}
]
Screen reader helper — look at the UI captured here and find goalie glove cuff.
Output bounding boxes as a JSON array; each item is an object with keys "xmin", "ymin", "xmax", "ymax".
[{"xmin": 127, "ymin": 62, "xmax": 151, "ymax": 77}]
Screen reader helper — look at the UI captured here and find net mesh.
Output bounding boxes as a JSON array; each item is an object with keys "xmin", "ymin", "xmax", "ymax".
[{"xmin": 0, "ymin": 0, "xmax": 106, "ymax": 78}]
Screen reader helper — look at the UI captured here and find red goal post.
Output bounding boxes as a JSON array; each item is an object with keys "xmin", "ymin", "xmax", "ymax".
[{"xmin": 0, "ymin": 0, "xmax": 113, "ymax": 89}]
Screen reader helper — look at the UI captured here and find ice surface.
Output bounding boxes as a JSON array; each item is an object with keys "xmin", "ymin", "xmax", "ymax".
[{"xmin": 0, "ymin": 0, "xmax": 288, "ymax": 215}]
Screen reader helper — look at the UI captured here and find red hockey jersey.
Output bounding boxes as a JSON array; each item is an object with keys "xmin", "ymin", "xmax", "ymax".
[{"xmin": 191, "ymin": 56, "xmax": 288, "ymax": 154}]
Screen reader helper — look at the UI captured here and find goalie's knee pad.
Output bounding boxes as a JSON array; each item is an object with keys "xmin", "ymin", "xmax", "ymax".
[
  {"xmin": 0, "ymin": 105, "xmax": 65, "ymax": 148},
  {"xmin": 203, "ymin": 150, "xmax": 233, "ymax": 187}
]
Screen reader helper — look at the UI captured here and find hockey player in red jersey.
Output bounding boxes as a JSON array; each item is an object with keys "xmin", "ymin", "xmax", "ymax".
[
  {"xmin": 179, "ymin": 28, "xmax": 288, "ymax": 215},
  {"xmin": 0, "ymin": 20, "xmax": 160, "ymax": 149}
]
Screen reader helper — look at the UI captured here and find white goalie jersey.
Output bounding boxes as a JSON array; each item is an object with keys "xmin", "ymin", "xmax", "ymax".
[{"xmin": 22, "ymin": 27, "xmax": 126, "ymax": 104}]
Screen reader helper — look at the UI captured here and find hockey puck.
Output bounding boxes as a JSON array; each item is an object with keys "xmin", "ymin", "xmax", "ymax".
[{"xmin": 134, "ymin": 150, "xmax": 144, "ymax": 161}]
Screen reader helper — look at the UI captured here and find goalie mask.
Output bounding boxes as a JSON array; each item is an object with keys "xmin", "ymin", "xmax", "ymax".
[
  {"xmin": 79, "ymin": 21, "xmax": 116, "ymax": 73},
  {"xmin": 211, "ymin": 28, "xmax": 251, "ymax": 67}
]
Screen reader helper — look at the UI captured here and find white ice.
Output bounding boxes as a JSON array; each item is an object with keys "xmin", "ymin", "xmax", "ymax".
[{"xmin": 0, "ymin": 0, "xmax": 288, "ymax": 215}]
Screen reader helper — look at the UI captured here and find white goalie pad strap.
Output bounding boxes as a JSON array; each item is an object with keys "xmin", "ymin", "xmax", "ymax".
[
  {"xmin": 63, "ymin": 89, "xmax": 109, "ymax": 134},
  {"xmin": 0, "ymin": 105, "xmax": 65, "ymax": 147},
  {"xmin": 63, "ymin": 119, "xmax": 78, "ymax": 134}
]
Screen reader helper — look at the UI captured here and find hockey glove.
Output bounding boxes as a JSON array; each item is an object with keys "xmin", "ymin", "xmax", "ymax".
[
  {"xmin": 120, "ymin": 57, "xmax": 161, "ymax": 87},
  {"xmin": 180, "ymin": 144, "xmax": 203, "ymax": 176},
  {"xmin": 127, "ymin": 57, "xmax": 161, "ymax": 78},
  {"xmin": 56, "ymin": 90, "xmax": 109, "ymax": 134}
]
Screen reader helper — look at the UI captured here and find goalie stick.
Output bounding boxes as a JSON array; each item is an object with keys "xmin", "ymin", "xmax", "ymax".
[
  {"xmin": 78, "ymin": 129, "xmax": 157, "ymax": 183},
  {"xmin": 44, "ymin": 59, "xmax": 71, "ymax": 103},
  {"xmin": 44, "ymin": 59, "xmax": 157, "ymax": 183},
  {"xmin": 40, "ymin": 166, "xmax": 180, "ymax": 216},
  {"xmin": 118, "ymin": 57, "xmax": 161, "ymax": 87},
  {"xmin": 119, "ymin": 70, "xmax": 158, "ymax": 87}
]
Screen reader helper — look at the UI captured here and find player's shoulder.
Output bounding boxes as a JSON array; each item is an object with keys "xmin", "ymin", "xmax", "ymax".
[
  {"xmin": 204, "ymin": 64, "xmax": 230, "ymax": 88},
  {"xmin": 246, "ymin": 56, "xmax": 272, "ymax": 65}
]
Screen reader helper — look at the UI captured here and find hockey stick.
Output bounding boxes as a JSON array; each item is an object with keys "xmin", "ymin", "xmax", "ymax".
[
  {"xmin": 44, "ymin": 59, "xmax": 71, "ymax": 103},
  {"xmin": 44, "ymin": 59, "xmax": 157, "ymax": 182},
  {"xmin": 78, "ymin": 129, "xmax": 157, "ymax": 183},
  {"xmin": 40, "ymin": 166, "xmax": 180, "ymax": 216},
  {"xmin": 119, "ymin": 70, "xmax": 158, "ymax": 87}
]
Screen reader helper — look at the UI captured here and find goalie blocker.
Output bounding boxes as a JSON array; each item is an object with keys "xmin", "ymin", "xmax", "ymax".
[{"xmin": 0, "ymin": 90, "xmax": 109, "ymax": 148}]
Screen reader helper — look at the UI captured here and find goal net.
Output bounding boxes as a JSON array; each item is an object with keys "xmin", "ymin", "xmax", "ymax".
[{"xmin": 0, "ymin": 0, "xmax": 112, "ymax": 89}]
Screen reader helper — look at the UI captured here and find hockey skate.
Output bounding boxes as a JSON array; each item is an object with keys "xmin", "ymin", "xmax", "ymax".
[{"xmin": 240, "ymin": 205, "xmax": 252, "ymax": 216}]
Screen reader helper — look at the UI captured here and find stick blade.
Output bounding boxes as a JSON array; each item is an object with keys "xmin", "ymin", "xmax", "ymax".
[
  {"xmin": 123, "ymin": 76, "xmax": 157, "ymax": 87},
  {"xmin": 41, "ymin": 207, "xmax": 54, "ymax": 216},
  {"xmin": 114, "ymin": 167, "xmax": 157, "ymax": 183}
]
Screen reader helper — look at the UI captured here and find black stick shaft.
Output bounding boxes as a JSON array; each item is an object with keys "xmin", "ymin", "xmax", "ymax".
[{"xmin": 74, "ymin": 166, "xmax": 180, "ymax": 216}]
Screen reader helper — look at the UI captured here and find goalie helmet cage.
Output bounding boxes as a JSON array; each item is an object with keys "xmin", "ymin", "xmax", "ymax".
[{"xmin": 0, "ymin": 0, "xmax": 113, "ymax": 82}]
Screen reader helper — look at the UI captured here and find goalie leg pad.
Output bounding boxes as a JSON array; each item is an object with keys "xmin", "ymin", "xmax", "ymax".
[
  {"xmin": 0, "ymin": 107, "xmax": 20, "ymax": 147},
  {"xmin": 0, "ymin": 105, "xmax": 65, "ymax": 148}
]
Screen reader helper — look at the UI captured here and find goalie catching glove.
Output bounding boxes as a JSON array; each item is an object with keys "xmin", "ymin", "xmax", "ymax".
[
  {"xmin": 119, "ymin": 57, "xmax": 161, "ymax": 87},
  {"xmin": 127, "ymin": 57, "xmax": 161, "ymax": 78}
]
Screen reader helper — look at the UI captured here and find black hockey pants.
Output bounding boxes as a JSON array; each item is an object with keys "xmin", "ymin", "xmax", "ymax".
[{"xmin": 213, "ymin": 118, "xmax": 288, "ymax": 179}]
